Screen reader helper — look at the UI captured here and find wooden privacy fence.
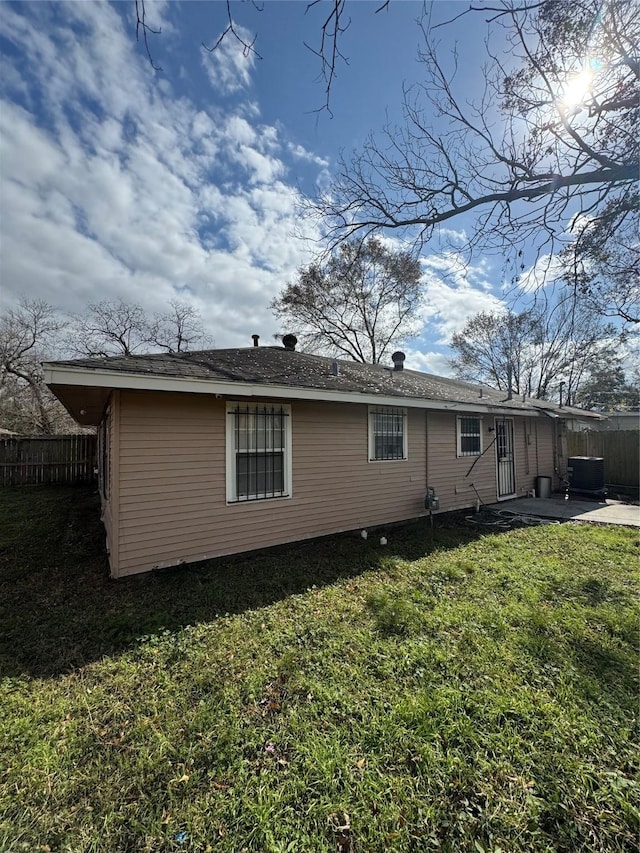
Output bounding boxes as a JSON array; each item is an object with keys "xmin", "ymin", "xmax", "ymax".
[
  {"xmin": 567, "ymin": 430, "xmax": 639, "ymax": 490},
  {"xmin": 0, "ymin": 434, "xmax": 96, "ymax": 486}
]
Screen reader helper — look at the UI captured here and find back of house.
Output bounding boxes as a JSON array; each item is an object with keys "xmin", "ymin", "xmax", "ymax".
[{"xmin": 44, "ymin": 340, "xmax": 597, "ymax": 577}]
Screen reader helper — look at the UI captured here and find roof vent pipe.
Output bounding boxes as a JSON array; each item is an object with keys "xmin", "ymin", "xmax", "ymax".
[
  {"xmin": 282, "ymin": 334, "xmax": 298, "ymax": 351},
  {"xmin": 252, "ymin": 334, "xmax": 260, "ymax": 347},
  {"xmin": 391, "ymin": 351, "xmax": 405, "ymax": 371}
]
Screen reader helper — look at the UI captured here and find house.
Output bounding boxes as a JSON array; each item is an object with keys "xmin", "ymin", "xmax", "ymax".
[
  {"xmin": 567, "ymin": 411, "xmax": 640, "ymax": 432},
  {"xmin": 43, "ymin": 338, "xmax": 600, "ymax": 578}
]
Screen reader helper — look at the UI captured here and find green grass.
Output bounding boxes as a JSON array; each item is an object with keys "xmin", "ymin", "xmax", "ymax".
[{"xmin": 0, "ymin": 486, "xmax": 638, "ymax": 852}]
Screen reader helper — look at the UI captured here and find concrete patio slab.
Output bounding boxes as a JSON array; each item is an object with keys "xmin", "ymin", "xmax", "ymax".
[{"xmin": 487, "ymin": 496, "xmax": 640, "ymax": 528}]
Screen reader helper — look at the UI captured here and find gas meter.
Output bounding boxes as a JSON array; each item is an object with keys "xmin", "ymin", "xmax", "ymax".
[{"xmin": 425, "ymin": 488, "xmax": 440, "ymax": 510}]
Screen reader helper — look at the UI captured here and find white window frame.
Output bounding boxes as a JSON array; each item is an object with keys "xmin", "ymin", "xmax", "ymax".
[
  {"xmin": 226, "ymin": 402, "xmax": 293, "ymax": 503},
  {"xmin": 368, "ymin": 406, "xmax": 408, "ymax": 462},
  {"xmin": 457, "ymin": 415, "xmax": 483, "ymax": 457}
]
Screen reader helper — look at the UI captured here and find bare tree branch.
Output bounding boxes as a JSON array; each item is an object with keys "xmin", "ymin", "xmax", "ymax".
[
  {"xmin": 308, "ymin": 0, "xmax": 639, "ymax": 312},
  {"xmin": 146, "ymin": 299, "xmax": 215, "ymax": 353},
  {"xmin": 135, "ymin": 0, "xmax": 162, "ymax": 71},
  {"xmin": 433, "ymin": 2, "xmax": 547, "ymax": 29},
  {"xmin": 136, "ymin": 1, "xmax": 394, "ymax": 113},
  {"xmin": 202, "ymin": 0, "xmax": 263, "ymax": 60},
  {"xmin": 304, "ymin": 0, "xmax": 352, "ymax": 116}
]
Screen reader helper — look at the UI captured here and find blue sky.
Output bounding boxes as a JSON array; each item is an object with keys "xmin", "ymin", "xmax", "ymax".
[{"xmin": 0, "ymin": 0, "xmax": 510, "ymax": 374}]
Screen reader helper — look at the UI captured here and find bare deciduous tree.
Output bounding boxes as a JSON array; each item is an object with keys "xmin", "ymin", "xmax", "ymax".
[
  {"xmin": 450, "ymin": 311, "xmax": 536, "ymax": 397},
  {"xmin": 271, "ymin": 238, "xmax": 422, "ymax": 363},
  {"xmin": 146, "ymin": 299, "xmax": 214, "ymax": 353},
  {"xmin": 1, "ymin": 297, "xmax": 214, "ymax": 433},
  {"xmin": 66, "ymin": 300, "xmax": 150, "ymax": 358},
  {"xmin": 66, "ymin": 299, "xmax": 213, "ymax": 358},
  {"xmin": 0, "ymin": 300, "xmax": 73, "ymax": 434},
  {"xmin": 449, "ymin": 300, "xmax": 622, "ymax": 403},
  {"xmin": 311, "ymin": 0, "xmax": 638, "ymax": 312}
]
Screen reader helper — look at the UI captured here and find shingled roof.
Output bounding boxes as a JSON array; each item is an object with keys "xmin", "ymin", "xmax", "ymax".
[{"xmin": 45, "ymin": 344, "xmax": 600, "ymax": 423}]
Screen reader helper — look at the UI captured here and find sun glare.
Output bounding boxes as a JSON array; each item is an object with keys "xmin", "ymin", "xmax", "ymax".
[{"xmin": 561, "ymin": 68, "xmax": 594, "ymax": 109}]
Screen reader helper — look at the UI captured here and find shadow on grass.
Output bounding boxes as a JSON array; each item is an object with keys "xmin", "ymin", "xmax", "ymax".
[
  {"xmin": 570, "ymin": 637, "xmax": 639, "ymax": 697},
  {"xmin": 0, "ymin": 486, "xmax": 491, "ymax": 679},
  {"xmin": 520, "ymin": 604, "xmax": 639, "ymax": 704}
]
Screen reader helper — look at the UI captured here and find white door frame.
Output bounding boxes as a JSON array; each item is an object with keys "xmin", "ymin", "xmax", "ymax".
[{"xmin": 495, "ymin": 417, "xmax": 517, "ymax": 500}]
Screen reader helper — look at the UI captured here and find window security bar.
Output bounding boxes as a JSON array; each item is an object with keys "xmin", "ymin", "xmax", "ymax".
[
  {"xmin": 228, "ymin": 405, "xmax": 289, "ymax": 501},
  {"xmin": 458, "ymin": 416, "xmax": 482, "ymax": 457},
  {"xmin": 371, "ymin": 408, "xmax": 406, "ymax": 460}
]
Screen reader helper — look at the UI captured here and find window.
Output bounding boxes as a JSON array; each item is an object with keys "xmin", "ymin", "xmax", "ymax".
[
  {"xmin": 496, "ymin": 419, "xmax": 509, "ymax": 460},
  {"xmin": 226, "ymin": 403, "xmax": 292, "ymax": 502},
  {"xmin": 368, "ymin": 407, "xmax": 407, "ymax": 461},
  {"xmin": 457, "ymin": 416, "xmax": 482, "ymax": 457}
]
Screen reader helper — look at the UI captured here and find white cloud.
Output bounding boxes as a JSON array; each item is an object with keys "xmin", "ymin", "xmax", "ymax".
[
  {"xmin": 517, "ymin": 253, "xmax": 564, "ymax": 293},
  {"xmin": 422, "ymin": 251, "xmax": 494, "ymax": 291},
  {"xmin": 237, "ymin": 146, "xmax": 284, "ymax": 185},
  {"xmin": 419, "ymin": 252, "xmax": 504, "ymax": 342},
  {"xmin": 0, "ymin": 102, "xmax": 66, "ymax": 184},
  {"xmin": 0, "ymin": 2, "xmax": 325, "ymax": 349},
  {"xmin": 0, "ymin": 3, "xmax": 510, "ymax": 372},
  {"xmin": 0, "ymin": 52, "xmax": 31, "ymax": 105},
  {"xmin": 287, "ymin": 142, "xmax": 330, "ymax": 169},
  {"xmin": 403, "ymin": 348, "xmax": 454, "ymax": 377},
  {"xmin": 191, "ymin": 110, "xmax": 216, "ymax": 140},
  {"xmin": 225, "ymin": 115, "xmax": 257, "ymax": 146},
  {"xmin": 437, "ymin": 226, "xmax": 468, "ymax": 246},
  {"xmin": 200, "ymin": 25, "xmax": 257, "ymax": 95}
]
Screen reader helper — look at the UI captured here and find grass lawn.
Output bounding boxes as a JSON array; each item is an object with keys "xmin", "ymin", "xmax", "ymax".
[{"xmin": 0, "ymin": 486, "xmax": 638, "ymax": 853}]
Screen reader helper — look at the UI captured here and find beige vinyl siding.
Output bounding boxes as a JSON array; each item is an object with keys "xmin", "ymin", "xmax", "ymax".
[
  {"xmin": 107, "ymin": 390, "xmax": 560, "ymax": 577},
  {"xmin": 426, "ymin": 412, "xmax": 557, "ymax": 510},
  {"xmin": 114, "ymin": 391, "xmax": 427, "ymax": 577},
  {"xmin": 518, "ymin": 418, "xmax": 533, "ymax": 481},
  {"xmin": 517, "ymin": 416, "xmax": 555, "ymax": 493},
  {"xmin": 427, "ymin": 412, "xmax": 497, "ymax": 510}
]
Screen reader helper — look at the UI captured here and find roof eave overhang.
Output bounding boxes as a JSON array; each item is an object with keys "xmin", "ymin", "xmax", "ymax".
[
  {"xmin": 43, "ymin": 364, "xmax": 544, "ymax": 417},
  {"xmin": 536, "ymin": 407, "xmax": 604, "ymax": 420}
]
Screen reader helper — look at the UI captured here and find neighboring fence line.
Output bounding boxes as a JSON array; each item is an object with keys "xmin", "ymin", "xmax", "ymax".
[
  {"xmin": 0, "ymin": 434, "xmax": 96, "ymax": 486},
  {"xmin": 567, "ymin": 430, "xmax": 639, "ymax": 490}
]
